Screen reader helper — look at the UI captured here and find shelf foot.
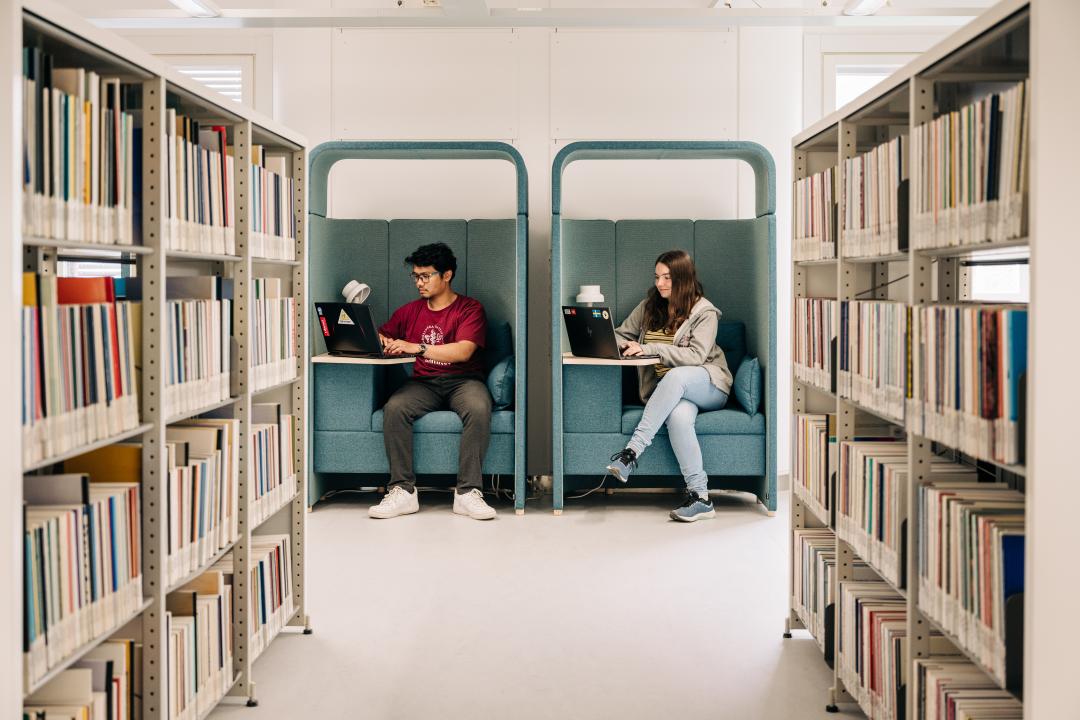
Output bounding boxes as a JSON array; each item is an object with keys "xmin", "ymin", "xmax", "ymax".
[
  {"xmin": 783, "ymin": 632, "xmax": 793, "ymax": 639},
  {"xmin": 515, "ymin": 508, "xmax": 525, "ymax": 516},
  {"xmin": 553, "ymin": 509, "xmax": 563, "ymax": 516},
  {"xmin": 825, "ymin": 705, "xmax": 839, "ymax": 713},
  {"xmin": 247, "ymin": 699, "xmax": 259, "ymax": 708},
  {"xmin": 303, "ymin": 627, "xmax": 313, "ymax": 635}
]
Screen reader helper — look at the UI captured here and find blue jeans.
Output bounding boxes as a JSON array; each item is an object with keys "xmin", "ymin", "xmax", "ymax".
[{"xmin": 627, "ymin": 366, "xmax": 729, "ymax": 495}]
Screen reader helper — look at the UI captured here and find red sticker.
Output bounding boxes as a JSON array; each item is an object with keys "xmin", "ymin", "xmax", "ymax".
[{"xmin": 319, "ymin": 316, "xmax": 330, "ymax": 336}]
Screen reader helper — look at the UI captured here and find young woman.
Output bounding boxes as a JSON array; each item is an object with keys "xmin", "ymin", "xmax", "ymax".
[{"xmin": 606, "ymin": 249, "xmax": 733, "ymax": 522}]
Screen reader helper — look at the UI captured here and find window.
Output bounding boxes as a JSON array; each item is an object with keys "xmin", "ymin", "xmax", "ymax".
[
  {"xmin": 966, "ymin": 260, "xmax": 1030, "ymax": 303},
  {"xmin": 822, "ymin": 52, "xmax": 915, "ymax": 115},
  {"xmin": 156, "ymin": 53, "xmax": 255, "ymax": 106},
  {"xmin": 835, "ymin": 64, "xmax": 905, "ymax": 108}
]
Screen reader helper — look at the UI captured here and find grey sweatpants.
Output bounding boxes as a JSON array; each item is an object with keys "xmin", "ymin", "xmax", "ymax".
[{"xmin": 382, "ymin": 375, "xmax": 492, "ymax": 493}]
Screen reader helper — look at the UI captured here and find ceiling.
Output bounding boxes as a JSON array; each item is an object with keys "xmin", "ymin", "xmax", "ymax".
[{"xmin": 59, "ymin": 0, "xmax": 997, "ymax": 29}]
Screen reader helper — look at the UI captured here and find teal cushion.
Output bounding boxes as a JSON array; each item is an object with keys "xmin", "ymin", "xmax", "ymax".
[
  {"xmin": 487, "ymin": 355, "xmax": 514, "ymax": 410},
  {"xmin": 371, "ymin": 409, "xmax": 515, "ymax": 434},
  {"xmin": 485, "ymin": 321, "xmax": 513, "ymax": 370},
  {"xmin": 733, "ymin": 356, "xmax": 761, "ymax": 414},
  {"xmin": 621, "ymin": 406, "xmax": 765, "ymax": 435}
]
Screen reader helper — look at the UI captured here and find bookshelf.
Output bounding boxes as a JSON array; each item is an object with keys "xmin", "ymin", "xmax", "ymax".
[
  {"xmin": 788, "ymin": 1, "xmax": 1031, "ymax": 718},
  {"xmin": 13, "ymin": 0, "xmax": 310, "ymax": 716}
]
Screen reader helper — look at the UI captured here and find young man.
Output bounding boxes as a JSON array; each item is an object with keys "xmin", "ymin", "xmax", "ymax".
[{"xmin": 370, "ymin": 242, "xmax": 497, "ymax": 521}]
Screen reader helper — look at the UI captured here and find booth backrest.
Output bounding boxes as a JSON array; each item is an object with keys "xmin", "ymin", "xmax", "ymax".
[
  {"xmin": 310, "ymin": 216, "xmax": 518, "ymax": 356},
  {"xmin": 560, "ymin": 218, "xmax": 771, "ymax": 370}
]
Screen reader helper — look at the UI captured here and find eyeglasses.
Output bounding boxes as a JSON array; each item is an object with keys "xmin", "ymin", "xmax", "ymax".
[{"xmin": 410, "ymin": 271, "xmax": 441, "ymax": 284}]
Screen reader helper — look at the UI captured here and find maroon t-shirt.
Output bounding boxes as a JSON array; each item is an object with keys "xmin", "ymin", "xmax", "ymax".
[{"xmin": 379, "ymin": 295, "xmax": 487, "ymax": 377}]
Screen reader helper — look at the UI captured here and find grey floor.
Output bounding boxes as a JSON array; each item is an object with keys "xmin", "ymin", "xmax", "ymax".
[{"xmin": 213, "ymin": 490, "xmax": 862, "ymax": 720}]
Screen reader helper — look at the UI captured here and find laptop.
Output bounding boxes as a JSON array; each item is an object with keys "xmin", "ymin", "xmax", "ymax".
[
  {"xmin": 315, "ymin": 302, "xmax": 402, "ymax": 358},
  {"xmin": 562, "ymin": 305, "xmax": 659, "ymax": 361}
]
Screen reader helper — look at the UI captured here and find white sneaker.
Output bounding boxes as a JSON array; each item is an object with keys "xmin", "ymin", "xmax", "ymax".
[
  {"xmin": 369, "ymin": 486, "xmax": 419, "ymax": 519},
  {"xmin": 453, "ymin": 488, "xmax": 497, "ymax": 520}
]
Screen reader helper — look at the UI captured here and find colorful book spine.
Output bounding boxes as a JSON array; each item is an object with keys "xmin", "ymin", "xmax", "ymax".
[
  {"xmin": 794, "ymin": 297, "xmax": 837, "ymax": 393},
  {"xmin": 838, "ymin": 300, "xmax": 907, "ymax": 423},
  {"xmin": 251, "ymin": 278, "xmax": 297, "ymax": 393},
  {"xmin": 793, "ymin": 166, "xmax": 838, "ymax": 261},
  {"xmin": 843, "ymin": 135, "xmax": 905, "ymax": 258}
]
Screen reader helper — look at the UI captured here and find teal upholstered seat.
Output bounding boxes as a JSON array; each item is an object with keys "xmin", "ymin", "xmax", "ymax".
[
  {"xmin": 620, "ymin": 407, "xmax": 765, "ymax": 436},
  {"xmin": 308, "ymin": 142, "xmax": 528, "ymax": 510},
  {"xmin": 551, "ymin": 141, "xmax": 777, "ymax": 513},
  {"xmin": 373, "ymin": 409, "xmax": 516, "ymax": 435}
]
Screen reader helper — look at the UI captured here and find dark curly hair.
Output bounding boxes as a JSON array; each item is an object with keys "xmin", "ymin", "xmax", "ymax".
[{"xmin": 405, "ymin": 242, "xmax": 458, "ymax": 283}]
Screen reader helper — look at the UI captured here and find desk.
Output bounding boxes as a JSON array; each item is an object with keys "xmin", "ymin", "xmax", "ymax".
[
  {"xmin": 561, "ymin": 352, "xmax": 658, "ymax": 367},
  {"xmin": 311, "ymin": 353, "xmax": 415, "ymax": 365}
]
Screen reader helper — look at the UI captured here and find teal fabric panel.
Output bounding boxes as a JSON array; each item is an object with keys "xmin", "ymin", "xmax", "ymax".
[
  {"xmin": 560, "ymin": 219, "xmax": 616, "ymax": 308},
  {"xmin": 313, "ymin": 363, "xmax": 380, "ymax": 432},
  {"xmin": 486, "ymin": 356, "xmax": 514, "ymax": 410},
  {"xmin": 309, "ymin": 217, "xmax": 389, "ymax": 355},
  {"xmin": 614, "ymin": 220, "xmax": 694, "ymax": 323},
  {"xmin": 733, "ymin": 357, "xmax": 762, "ymax": 414},
  {"xmin": 562, "ymin": 434, "xmax": 765, "ymax": 476},
  {"xmin": 485, "ymin": 322, "xmax": 513, "ymax": 369},
  {"xmin": 466, "ymin": 220, "xmax": 516, "ymax": 332},
  {"xmin": 388, "ymin": 220, "xmax": 468, "ymax": 312},
  {"xmin": 371, "ymin": 409, "xmax": 515, "ymax": 435},
  {"xmin": 694, "ymin": 219, "xmax": 769, "ymax": 366},
  {"xmin": 620, "ymin": 407, "xmax": 765, "ymax": 435},
  {"xmin": 314, "ymin": 430, "xmax": 514, "ymax": 474},
  {"xmin": 563, "ymin": 365, "xmax": 621, "ymax": 433},
  {"xmin": 716, "ymin": 321, "xmax": 746, "ymax": 371}
]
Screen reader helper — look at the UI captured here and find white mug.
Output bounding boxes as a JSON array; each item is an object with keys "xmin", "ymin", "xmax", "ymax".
[
  {"xmin": 342, "ymin": 280, "xmax": 371, "ymax": 304},
  {"xmin": 576, "ymin": 284, "xmax": 604, "ymax": 304}
]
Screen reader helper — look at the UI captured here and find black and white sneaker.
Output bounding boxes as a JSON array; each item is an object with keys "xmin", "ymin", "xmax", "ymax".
[{"xmin": 606, "ymin": 448, "xmax": 638, "ymax": 483}]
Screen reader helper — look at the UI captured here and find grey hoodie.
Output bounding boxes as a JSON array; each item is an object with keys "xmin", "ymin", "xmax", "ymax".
[{"xmin": 614, "ymin": 297, "xmax": 733, "ymax": 403}]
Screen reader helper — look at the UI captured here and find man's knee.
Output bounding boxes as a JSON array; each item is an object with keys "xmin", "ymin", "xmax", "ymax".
[
  {"xmin": 383, "ymin": 392, "xmax": 415, "ymax": 423},
  {"xmin": 458, "ymin": 386, "xmax": 492, "ymax": 423}
]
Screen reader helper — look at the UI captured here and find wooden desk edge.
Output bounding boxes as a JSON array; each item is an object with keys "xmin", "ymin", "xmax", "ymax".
[{"xmin": 311, "ymin": 354, "xmax": 416, "ymax": 365}]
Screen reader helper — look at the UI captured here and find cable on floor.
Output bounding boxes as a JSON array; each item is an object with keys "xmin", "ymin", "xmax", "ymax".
[{"xmin": 566, "ymin": 474, "xmax": 608, "ymax": 500}]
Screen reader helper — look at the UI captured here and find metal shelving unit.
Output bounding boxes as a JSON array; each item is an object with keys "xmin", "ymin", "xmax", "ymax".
[
  {"xmin": 15, "ymin": 0, "xmax": 310, "ymax": 715},
  {"xmin": 787, "ymin": 1, "xmax": 1031, "ymax": 716}
]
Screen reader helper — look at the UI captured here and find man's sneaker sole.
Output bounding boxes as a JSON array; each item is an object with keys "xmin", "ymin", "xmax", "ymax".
[
  {"xmin": 605, "ymin": 465, "xmax": 630, "ymax": 483},
  {"xmin": 368, "ymin": 499, "xmax": 419, "ymax": 519},
  {"xmin": 670, "ymin": 508, "xmax": 716, "ymax": 522},
  {"xmin": 453, "ymin": 506, "xmax": 496, "ymax": 521}
]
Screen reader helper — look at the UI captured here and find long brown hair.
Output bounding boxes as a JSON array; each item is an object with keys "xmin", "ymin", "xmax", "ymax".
[{"xmin": 643, "ymin": 250, "xmax": 703, "ymax": 334}]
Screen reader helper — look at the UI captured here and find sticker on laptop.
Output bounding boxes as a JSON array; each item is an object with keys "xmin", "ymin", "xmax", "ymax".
[
  {"xmin": 564, "ymin": 308, "xmax": 576, "ymax": 315},
  {"xmin": 591, "ymin": 309, "xmax": 603, "ymax": 318},
  {"xmin": 338, "ymin": 309, "xmax": 355, "ymax": 326},
  {"xmin": 602, "ymin": 310, "xmax": 609, "ymax": 320}
]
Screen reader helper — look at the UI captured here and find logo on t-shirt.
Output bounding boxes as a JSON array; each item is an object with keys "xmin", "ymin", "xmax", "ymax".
[{"xmin": 421, "ymin": 324, "xmax": 444, "ymax": 346}]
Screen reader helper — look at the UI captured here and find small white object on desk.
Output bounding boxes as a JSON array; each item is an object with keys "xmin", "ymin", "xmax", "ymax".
[
  {"xmin": 342, "ymin": 280, "xmax": 371, "ymax": 304},
  {"xmin": 575, "ymin": 285, "xmax": 604, "ymax": 304},
  {"xmin": 311, "ymin": 353, "xmax": 415, "ymax": 365},
  {"xmin": 561, "ymin": 352, "xmax": 658, "ymax": 366}
]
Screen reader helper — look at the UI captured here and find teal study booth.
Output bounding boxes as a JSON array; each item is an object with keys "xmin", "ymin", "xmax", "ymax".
[
  {"xmin": 308, "ymin": 142, "xmax": 528, "ymax": 512},
  {"xmin": 551, "ymin": 141, "xmax": 777, "ymax": 515}
]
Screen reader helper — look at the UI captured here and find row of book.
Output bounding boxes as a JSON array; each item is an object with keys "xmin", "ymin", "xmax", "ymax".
[
  {"xmin": 23, "ymin": 475, "xmax": 143, "ymax": 691},
  {"xmin": 838, "ymin": 300, "xmax": 907, "ymax": 423},
  {"xmin": 917, "ymin": 480, "xmax": 1024, "ymax": 689},
  {"xmin": 792, "ymin": 413, "xmax": 835, "ymax": 522},
  {"xmin": 793, "ymin": 166, "xmax": 838, "ymax": 262},
  {"xmin": 835, "ymin": 442, "xmax": 977, "ymax": 590},
  {"xmin": 843, "ymin": 136, "xmax": 906, "ymax": 259},
  {"xmin": 165, "ymin": 112, "xmax": 236, "ymax": 256},
  {"xmin": 251, "ymin": 278, "xmax": 297, "ymax": 392},
  {"xmin": 837, "ymin": 580, "xmax": 958, "ymax": 720},
  {"xmin": 793, "ymin": 297, "xmax": 837, "ymax": 393},
  {"xmin": 21, "ymin": 275, "xmax": 141, "ymax": 468},
  {"xmin": 212, "ymin": 535, "xmax": 294, "ymax": 660},
  {"xmin": 252, "ymin": 403, "xmax": 298, "ymax": 527},
  {"xmin": 911, "ymin": 79, "xmax": 1029, "ymax": 250},
  {"xmin": 23, "ymin": 637, "xmax": 139, "ymax": 720},
  {"xmin": 166, "ymin": 570, "xmax": 235, "ymax": 720},
  {"xmin": 913, "ymin": 658, "xmax": 1022, "ymax": 719},
  {"xmin": 21, "ymin": 50, "xmax": 138, "ymax": 246},
  {"xmin": 907, "ymin": 305, "xmax": 1027, "ymax": 466},
  {"xmin": 250, "ymin": 147, "xmax": 298, "ymax": 261},
  {"xmin": 792, "ymin": 528, "xmax": 877, "ymax": 653}
]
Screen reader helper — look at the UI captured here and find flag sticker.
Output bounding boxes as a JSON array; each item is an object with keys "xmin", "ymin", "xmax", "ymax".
[
  {"xmin": 592, "ymin": 309, "xmax": 603, "ymax": 318},
  {"xmin": 338, "ymin": 309, "xmax": 355, "ymax": 326}
]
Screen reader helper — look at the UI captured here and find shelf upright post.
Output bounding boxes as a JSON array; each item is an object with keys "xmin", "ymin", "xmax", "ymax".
[
  {"xmin": 287, "ymin": 147, "xmax": 310, "ymax": 633},
  {"xmin": 138, "ymin": 75, "xmax": 168, "ymax": 720},
  {"xmin": 828, "ymin": 119, "xmax": 859, "ymax": 714},
  {"xmin": 227, "ymin": 119, "xmax": 257, "ymax": 707},
  {"xmin": 786, "ymin": 147, "xmax": 810, "ymax": 640},
  {"xmin": 905, "ymin": 73, "xmax": 936, "ymax": 719}
]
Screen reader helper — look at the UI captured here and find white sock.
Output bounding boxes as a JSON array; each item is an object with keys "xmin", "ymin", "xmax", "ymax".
[{"xmin": 697, "ymin": 491, "xmax": 710, "ymax": 502}]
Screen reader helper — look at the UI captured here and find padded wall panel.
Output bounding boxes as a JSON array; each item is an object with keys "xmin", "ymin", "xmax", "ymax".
[
  {"xmin": 614, "ymin": 220, "xmax": 694, "ymax": 323},
  {"xmin": 388, "ymin": 220, "xmax": 468, "ymax": 313},
  {"xmin": 563, "ymin": 365, "xmax": 621, "ymax": 433},
  {"xmin": 466, "ymin": 219, "xmax": 517, "ymax": 332},
  {"xmin": 313, "ymin": 431, "xmax": 514, "ymax": 474},
  {"xmin": 694, "ymin": 219, "xmax": 769, "ymax": 362},
  {"xmin": 560, "ymin": 219, "xmax": 616, "ymax": 307},
  {"xmin": 310, "ymin": 218, "xmax": 389, "ymax": 355},
  {"xmin": 313, "ymin": 363, "xmax": 381, "ymax": 432}
]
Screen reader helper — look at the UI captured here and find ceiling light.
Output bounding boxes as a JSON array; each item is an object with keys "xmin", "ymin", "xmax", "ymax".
[
  {"xmin": 167, "ymin": 0, "xmax": 221, "ymax": 18},
  {"xmin": 843, "ymin": 0, "xmax": 888, "ymax": 15}
]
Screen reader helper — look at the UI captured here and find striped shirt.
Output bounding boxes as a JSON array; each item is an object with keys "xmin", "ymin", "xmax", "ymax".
[{"xmin": 643, "ymin": 329, "xmax": 675, "ymax": 377}]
